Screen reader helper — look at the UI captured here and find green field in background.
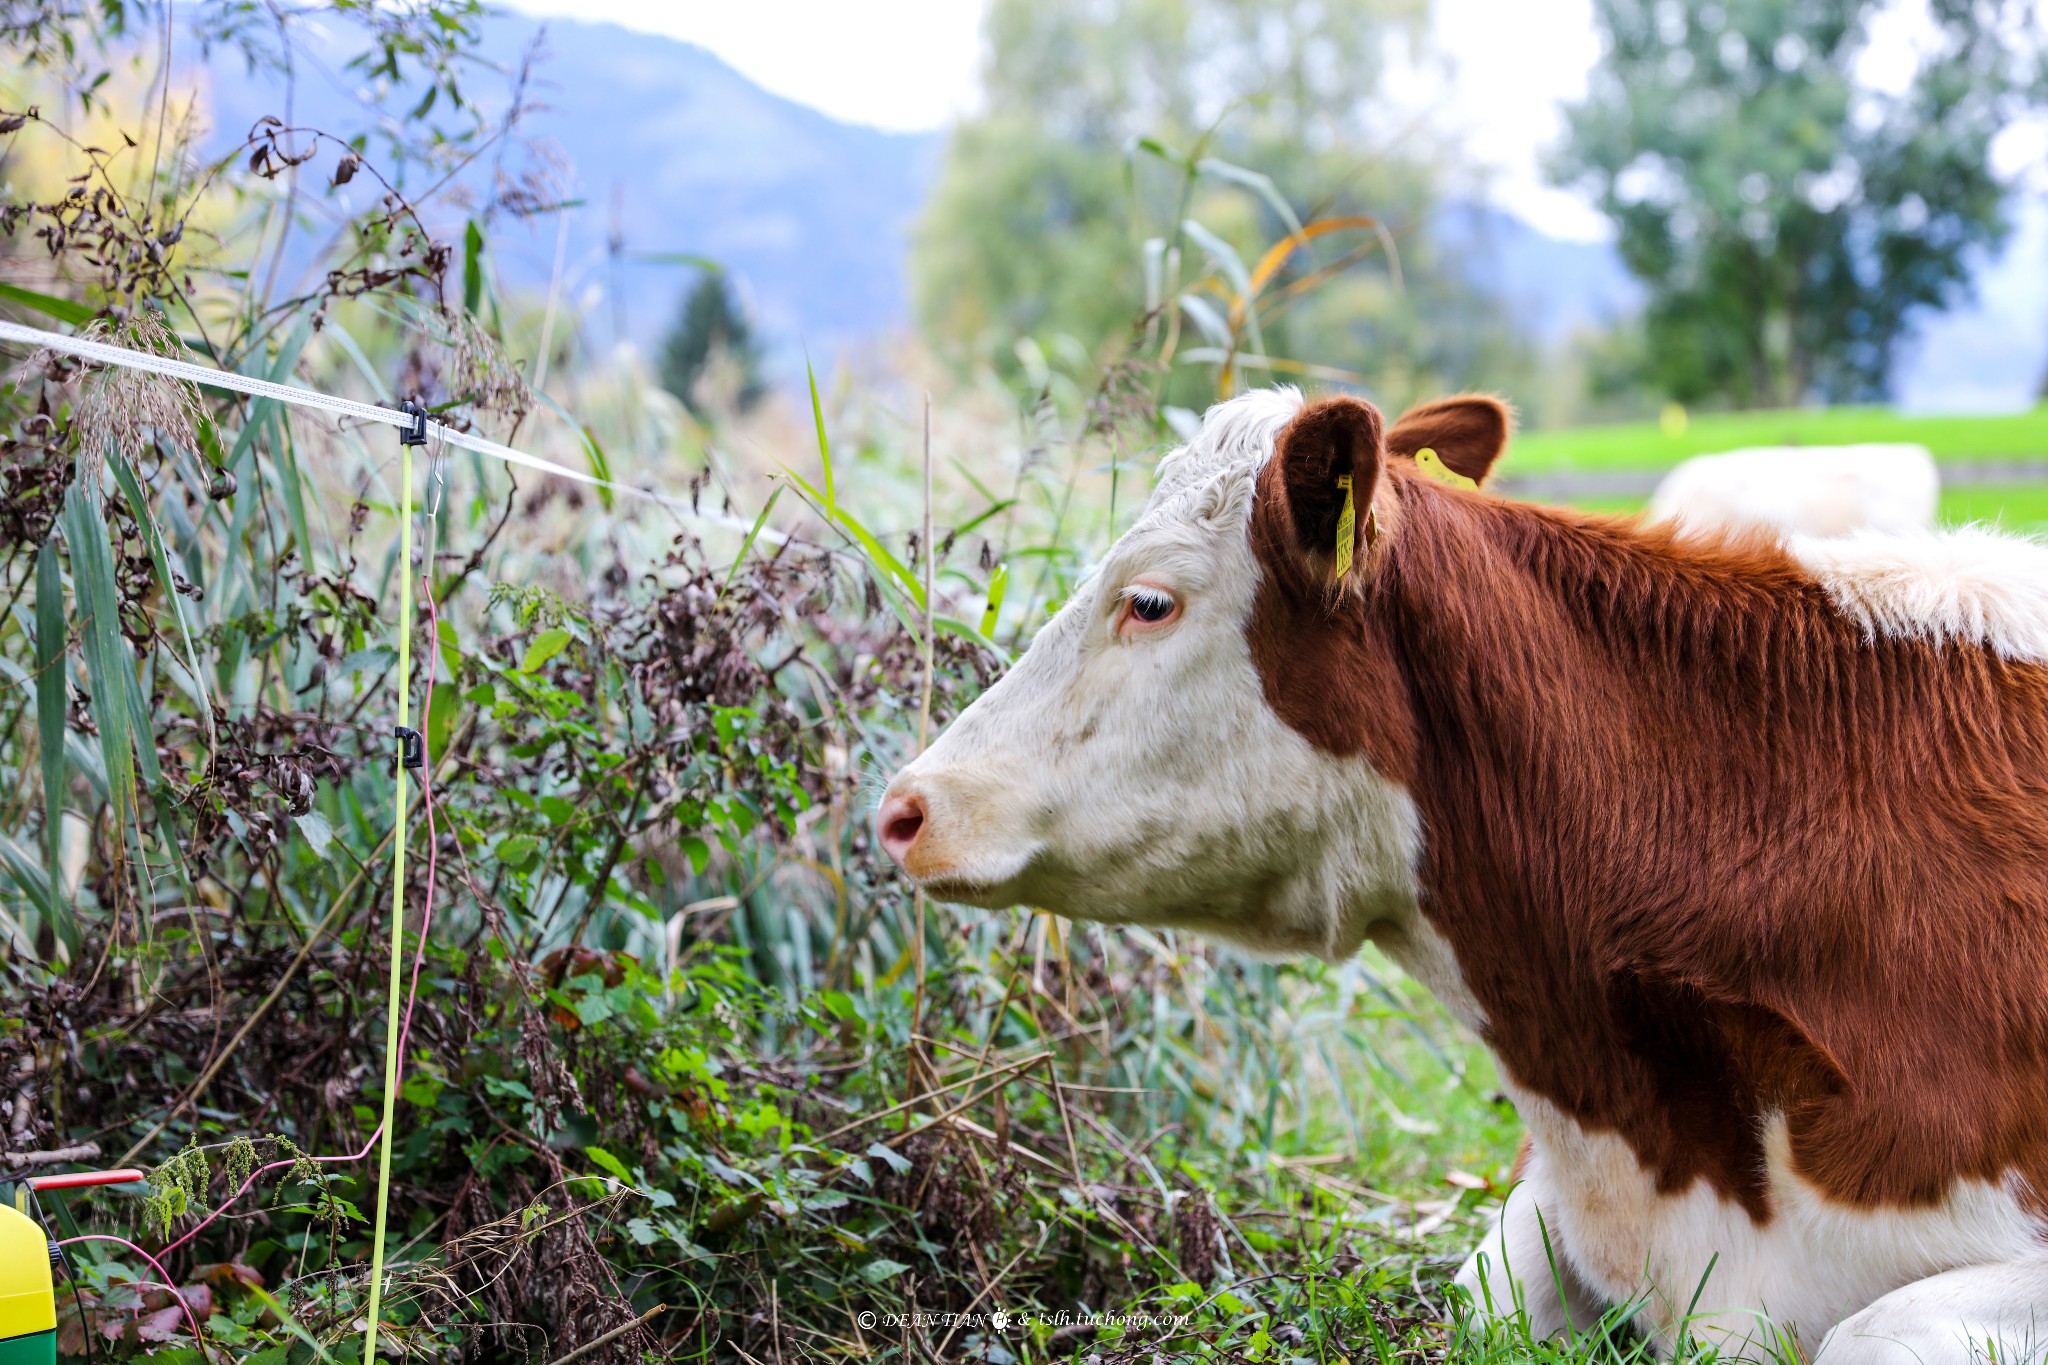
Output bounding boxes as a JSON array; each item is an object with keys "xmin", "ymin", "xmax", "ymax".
[
  {"xmin": 1557, "ymin": 485, "xmax": 2048, "ymax": 535},
  {"xmin": 1937, "ymin": 483, "xmax": 2048, "ymax": 533},
  {"xmin": 1512, "ymin": 404, "xmax": 2048, "ymax": 473}
]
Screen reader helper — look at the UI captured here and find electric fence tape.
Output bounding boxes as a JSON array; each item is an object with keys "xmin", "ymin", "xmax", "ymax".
[{"xmin": 0, "ymin": 317, "xmax": 786, "ymax": 545}]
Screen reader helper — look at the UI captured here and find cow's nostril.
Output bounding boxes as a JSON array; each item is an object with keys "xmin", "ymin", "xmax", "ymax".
[{"xmin": 879, "ymin": 790, "xmax": 927, "ymax": 868}]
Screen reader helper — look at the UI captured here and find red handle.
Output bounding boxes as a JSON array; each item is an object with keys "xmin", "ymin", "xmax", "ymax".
[{"xmin": 25, "ymin": 1169, "xmax": 148, "ymax": 1190}]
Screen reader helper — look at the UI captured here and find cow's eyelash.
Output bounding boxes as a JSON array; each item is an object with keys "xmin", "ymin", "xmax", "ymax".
[{"xmin": 1115, "ymin": 584, "xmax": 1180, "ymax": 631}]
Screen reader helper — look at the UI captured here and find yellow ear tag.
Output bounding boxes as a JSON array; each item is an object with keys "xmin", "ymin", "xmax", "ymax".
[
  {"xmin": 1333, "ymin": 474, "xmax": 1356, "ymax": 578},
  {"xmin": 1415, "ymin": 446, "xmax": 1478, "ymax": 491}
]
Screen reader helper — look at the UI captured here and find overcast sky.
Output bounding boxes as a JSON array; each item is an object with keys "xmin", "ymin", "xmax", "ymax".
[
  {"xmin": 497, "ymin": 0, "xmax": 1612, "ymax": 238},
  {"xmin": 498, "ymin": 0, "xmax": 2043, "ymax": 245}
]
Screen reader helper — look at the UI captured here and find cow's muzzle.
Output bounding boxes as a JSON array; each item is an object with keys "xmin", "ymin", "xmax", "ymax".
[{"xmin": 875, "ymin": 770, "xmax": 1036, "ymax": 906}]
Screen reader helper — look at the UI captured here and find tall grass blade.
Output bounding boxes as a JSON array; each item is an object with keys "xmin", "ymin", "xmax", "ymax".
[
  {"xmin": 947, "ymin": 457, "xmax": 1004, "ymax": 508},
  {"xmin": 632, "ymin": 251, "xmax": 723, "ymax": 271},
  {"xmin": 951, "ymin": 498, "xmax": 1016, "ymax": 539},
  {"xmin": 214, "ymin": 320, "xmax": 314, "ymax": 606},
  {"xmin": 122, "ymin": 648, "xmax": 190, "ymax": 905},
  {"xmin": 219, "ymin": 433, "xmax": 264, "ymax": 621},
  {"xmin": 531, "ymin": 389, "xmax": 615, "ymax": 507},
  {"xmin": 781, "ymin": 467, "xmax": 923, "ymax": 607},
  {"xmin": 463, "ymin": 218, "xmax": 485, "ymax": 315},
  {"xmin": 575, "ymin": 424, "xmax": 614, "ymax": 503},
  {"xmin": 807, "ymin": 355, "xmax": 834, "ymax": 520},
  {"xmin": 1194, "ymin": 157, "xmax": 1308, "ymax": 246},
  {"xmin": 1176, "ymin": 349, "xmax": 1368, "ymax": 384},
  {"xmin": 124, "ymin": 661, "xmax": 163, "ymax": 794},
  {"xmin": 321, "ymin": 320, "xmax": 392, "ymax": 400},
  {"xmin": 63, "ymin": 478, "xmax": 138, "ymax": 849},
  {"xmin": 263, "ymin": 318, "xmax": 319, "ymax": 573},
  {"xmin": 33, "ymin": 541, "xmax": 76, "ymax": 955},
  {"xmin": 865, "ymin": 558, "xmax": 926, "ymax": 650},
  {"xmin": 1175, "ymin": 294, "xmax": 1232, "ymax": 348},
  {"xmin": 1181, "ymin": 219, "xmax": 1264, "ymax": 359},
  {"xmin": 1143, "ymin": 236, "xmax": 1168, "ymax": 315},
  {"xmin": 934, "ymin": 614, "xmax": 1007, "ymax": 660},
  {"xmin": 0, "ymin": 836, "xmax": 55, "ymax": 938},
  {"xmin": 0, "ymin": 282, "xmax": 97, "ymax": 325},
  {"xmin": 63, "ymin": 732, "xmax": 108, "ymax": 805},
  {"xmin": 1245, "ymin": 215, "xmax": 1382, "ymax": 297},
  {"xmin": 225, "ymin": 318, "xmax": 314, "ymax": 470},
  {"xmin": 722, "ymin": 485, "xmax": 784, "ymax": 593}
]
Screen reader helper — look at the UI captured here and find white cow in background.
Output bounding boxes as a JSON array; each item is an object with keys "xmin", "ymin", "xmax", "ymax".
[{"xmin": 1648, "ymin": 443, "xmax": 1939, "ymax": 539}]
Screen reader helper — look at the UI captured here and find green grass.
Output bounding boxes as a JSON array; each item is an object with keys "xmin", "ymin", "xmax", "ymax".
[
  {"xmin": 1542, "ymin": 484, "xmax": 2048, "ymax": 537},
  {"xmin": 1510, "ymin": 405, "xmax": 2048, "ymax": 475},
  {"xmin": 1937, "ymin": 483, "xmax": 2048, "ymax": 535},
  {"xmin": 1511, "ymin": 402, "xmax": 2048, "ymax": 539}
]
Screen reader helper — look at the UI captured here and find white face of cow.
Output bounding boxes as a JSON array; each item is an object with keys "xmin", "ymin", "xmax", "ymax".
[{"xmin": 877, "ymin": 388, "xmax": 1425, "ymax": 959}]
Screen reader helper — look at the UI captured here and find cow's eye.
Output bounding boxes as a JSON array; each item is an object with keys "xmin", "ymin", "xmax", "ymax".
[
  {"xmin": 1131, "ymin": 591, "xmax": 1174, "ymax": 622},
  {"xmin": 1118, "ymin": 585, "xmax": 1181, "ymax": 634}
]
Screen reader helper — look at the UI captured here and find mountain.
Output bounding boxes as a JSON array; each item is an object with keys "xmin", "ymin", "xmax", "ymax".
[
  {"xmin": 190, "ymin": 13, "xmax": 942, "ymax": 368},
  {"xmin": 474, "ymin": 17, "xmax": 942, "ymax": 360},
  {"xmin": 1430, "ymin": 202, "xmax": 1642, "ymax": 343}
]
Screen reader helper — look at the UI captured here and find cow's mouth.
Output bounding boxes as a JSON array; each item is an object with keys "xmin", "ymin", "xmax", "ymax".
[
  {"xmin": 887, "ymin": 817, "xmax": 1044, "ymax": 909},
  {"xmin": 918, "ymin": 871, "xmax": 1027, "ymax": 909}
]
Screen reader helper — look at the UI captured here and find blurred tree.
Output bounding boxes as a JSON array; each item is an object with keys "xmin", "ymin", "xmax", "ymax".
[
  {"xmin": 911, "ymin": 0, "xmax": 1540, "ymax": 411},
  {"xmin": 659, "ymin": 272, "xmax": 764, "ymax": 414},
  {"xmin": 914, "ymin": 116, "xmax": 1136, "ymax": 359},
  {"xmin": 1556, "ymin": 0, "xmax": 2038, "ymax": 407}
]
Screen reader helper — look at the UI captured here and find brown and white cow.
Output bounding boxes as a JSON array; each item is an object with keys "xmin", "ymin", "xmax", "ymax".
[{"xmin": 877, "ymin": 387, "xmax": 2048, "ymax": 1362}]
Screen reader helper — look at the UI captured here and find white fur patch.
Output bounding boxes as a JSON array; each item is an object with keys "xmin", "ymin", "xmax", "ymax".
[
  {"xmin": 1502, "ymin": 1092, "xmax": 2046, "ymax": 1357},
  {"xmin": 1651, "ymin": 444, "xmax": 1938, "ymax": 540},
  {"xmin": 1151, "ymin": 386, "xmax": 1303, "ymax": 502},
  {"xmin": 1457, "ymin": 1146, "xmax": 1617, "ymax": 1339},
  {"xmin": 1791, "ymin": 525, "xmax": 2048, "ymax": 664},
  {"xmin": 1816, "ymin": 1260, "xmax": 2048, "ymax": 1365}
]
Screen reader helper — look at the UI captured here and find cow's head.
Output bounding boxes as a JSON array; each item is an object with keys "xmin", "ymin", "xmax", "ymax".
[{"xmin": 877, "ymin": 388, "xmax": 1511, "ymax": 958}]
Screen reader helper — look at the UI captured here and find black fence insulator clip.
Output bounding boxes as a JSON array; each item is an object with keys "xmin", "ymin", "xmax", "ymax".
[
  {"xmin": 394, "ymin": 725, "xmax": 424, "ymax": 770},
  {"xmin": 398, "ymin": 400, "xmax": 429, "ymax": 447}
]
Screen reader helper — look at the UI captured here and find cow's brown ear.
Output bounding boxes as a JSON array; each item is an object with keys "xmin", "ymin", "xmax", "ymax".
[
  {"xmin": 1385, "ymin": 394, "xmax": 1512, "ymax": 485},
  {"xmin": 1262, "ymin": 396, "xmax": 1384, "ymax": 587}
]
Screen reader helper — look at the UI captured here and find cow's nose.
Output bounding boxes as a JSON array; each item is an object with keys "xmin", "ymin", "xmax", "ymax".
[{"xmin": 878, "ymin": 788, "xmax": 927, "ymax": 869}]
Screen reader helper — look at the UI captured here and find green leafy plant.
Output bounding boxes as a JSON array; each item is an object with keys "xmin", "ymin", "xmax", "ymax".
[{"xmin": 0, "ymin": 6, "xmax": 1595, "ymax": 1364}]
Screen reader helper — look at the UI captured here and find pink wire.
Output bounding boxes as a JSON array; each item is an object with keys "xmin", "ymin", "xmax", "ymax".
[
  {"xmin": 68, "ymin": 574, "xmax": 449, "ymax": 1292},
  {"xmin": 394, "ymin": 572, "xmax": 442, "ymax": 1070},
  {"xmin": 57, "ymin": 1234, "xmax": 213, "ymax": 1364}
]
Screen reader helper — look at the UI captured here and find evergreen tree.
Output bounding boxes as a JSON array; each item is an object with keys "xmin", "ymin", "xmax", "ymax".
[{"xmin": 659, "ymin": 273, "xmax": 765, "ymax": 413}]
